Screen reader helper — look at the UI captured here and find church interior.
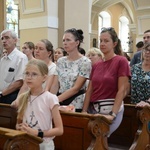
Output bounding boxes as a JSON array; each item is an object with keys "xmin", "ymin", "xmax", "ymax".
[
  {"xmin": 0, "ymin": 0, "xmax": 150, "ymax": 57},
  {"xmin": 0, "ymin": 0, "xmax": 150, "ymax": 150}
]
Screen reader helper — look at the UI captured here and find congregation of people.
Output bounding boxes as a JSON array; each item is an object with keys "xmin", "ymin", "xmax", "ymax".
[{"xmin": 0, "ymin": 28, "xmax": 150, "ymax": 150}]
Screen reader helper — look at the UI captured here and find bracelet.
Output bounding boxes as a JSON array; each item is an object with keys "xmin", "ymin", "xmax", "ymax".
[
  {"xmin": 0, "ymin": 93, "xmax": 3, "ymax": 98},
  {"xmin": 109, "ymin": 111, "xmax": 117, "ymax": 119}
]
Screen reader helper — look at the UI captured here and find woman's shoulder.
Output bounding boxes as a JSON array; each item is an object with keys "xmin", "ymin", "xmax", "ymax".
[
  {"xmin": 132, "ymin": 62, "xmax": 142, "ymax": 70},
  {"xmin": 43, "ymin": 91, "xmax": 59, "ymax": 102},
  {"xmin": 58, "ymin": 56, "xmax": 67, "ymax": 62},
  {"xmin": 81, "ymin": 56, "xmax": 91, "ymax": 62}
]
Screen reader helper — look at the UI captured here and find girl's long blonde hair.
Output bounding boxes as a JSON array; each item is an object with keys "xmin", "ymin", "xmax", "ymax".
[{"xmin": 17, "ymin": 59, "xmax": 48, "ymax": 122}]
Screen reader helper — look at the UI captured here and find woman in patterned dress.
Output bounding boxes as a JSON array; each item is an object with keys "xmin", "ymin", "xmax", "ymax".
[
  {"xmin": 50, "ymin": 28, "xmax": 91, "ymax": 112},
  {"xmin": 131, "ymin": 43, "xmax": 150, "ymax": 107}
]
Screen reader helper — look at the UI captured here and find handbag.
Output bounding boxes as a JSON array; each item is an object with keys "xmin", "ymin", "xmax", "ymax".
[
  {"xmin": 92, "ymin": 99, "xmax": 114, "ymax": 114},
  {"xmin": 58, "ymin": 89, "xmax": 85, "ymax": 105}
]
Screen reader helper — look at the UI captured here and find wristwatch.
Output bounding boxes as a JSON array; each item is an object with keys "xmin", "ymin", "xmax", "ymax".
[
  {"xmin": 109, "ymin": 111, "xmax": 117, "ymax": 119},
  {"xmin": 0, "ymin": 92, "xmax": 3, "ymax": 98},
  {"xmin": 38, "ymin": 129, "xmax": 44, "ymax": 138}
]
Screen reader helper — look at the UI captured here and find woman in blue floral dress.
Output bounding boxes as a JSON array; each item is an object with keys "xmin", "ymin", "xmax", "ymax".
[{"xmin": 131, "ymin": 43, "xmax": 150, "ymax": 107}]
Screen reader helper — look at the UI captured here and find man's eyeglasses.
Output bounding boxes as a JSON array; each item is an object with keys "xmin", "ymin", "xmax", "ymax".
[
  {"xmin": 143, "ymin": 36, "xmax": 150, "ymax": 40},
  {"xmin": 143, "ymin": 49, "xmax": 150, "ymax": 53},
  {"xmin": 23, "ymin": 72, "xmax": 41, "ymax": 79}
]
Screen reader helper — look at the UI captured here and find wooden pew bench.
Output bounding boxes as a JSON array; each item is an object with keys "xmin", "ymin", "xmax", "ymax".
[
  {"xmin": 0, "ymin": 127, "xmax": 42, "ymax": 150},
  {"xmin": 0, "ymin": 103, "xmax": 17, "ymax": 129},
  {"xmin": 1, "ymin": 101, "xmax": 149, "ymax": 150},
  {"xmin": 108, "ymin": 103, "xmax": 139, "ymax": 147},
  {"xmin": 0, "ymin": 103, "xmax": 112, "ymax": 150},
  {"xmin": 129, "ymin": 106, "xmax": 150, "ymax": 150},
  {"xmin": 54, "ymin": 111, "xmax": 112, "ymax": 150}
]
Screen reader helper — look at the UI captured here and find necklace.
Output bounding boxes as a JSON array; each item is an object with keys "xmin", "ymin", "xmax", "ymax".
[{"xmin": 29, "ymin": 91, "xmax": 44, "ymax": 105}]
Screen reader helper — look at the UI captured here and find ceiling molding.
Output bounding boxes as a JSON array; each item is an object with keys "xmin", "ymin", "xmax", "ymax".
[
  {"xmin": 132, "ymin": 0, "xmax": 150, "ymax": 10},
  {"xmin": 138, "ymin": 15, "xmax": 150, "ymax": 35}
]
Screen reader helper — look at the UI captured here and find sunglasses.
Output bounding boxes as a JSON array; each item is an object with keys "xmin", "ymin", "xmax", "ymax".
[{"xmin": 101, "ymin": 27, "xmax": 114, "ymax": 32}]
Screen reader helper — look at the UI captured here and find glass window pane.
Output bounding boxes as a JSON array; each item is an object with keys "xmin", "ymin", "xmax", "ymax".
[{"xmin": 6, "ymin": 0, "xmax": 18, "ymax": 36}]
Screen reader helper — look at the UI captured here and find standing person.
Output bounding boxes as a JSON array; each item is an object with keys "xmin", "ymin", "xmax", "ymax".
[
  {"xmin": 0, "ymin": 29, "xmax": 28, "ymax": 104},
  {"xmin": 54, "ymin": 47, "xmax": 67, "ymax": 63},
  {"xmin": 50, "ymin": 28, "xmax": 91, "ymax": 112},
  {"xmin": 16, "ymin": 59, "xmax": 63, "ymax": 150},
  {"xmin": 34, "ymin": 39, "xmax": 56, "ymax": 90},
  {"xmin": 22, "ymin": 41, "xmax": 35, "ymax": 60},
  {"xmin": 11, "ymin": 39, "xmax": 56, "ymax": 107},
  {"xmin": 130, "ymin": 29, "xmax": 150, "ymax": 67},
  {"xmin": 136, "ymin": 41, "xmax": 144, "ymax": 52},
  {"xmin": 82, "ymin": 27, "xmax": 130, "ymax": 136},
  {"xmin": 131, "ymin": 43, "xmax": 150, "ymax": 106},
  {"xmin": 86, "ymin": 47, "xmax": 103, "ymax": 65}
]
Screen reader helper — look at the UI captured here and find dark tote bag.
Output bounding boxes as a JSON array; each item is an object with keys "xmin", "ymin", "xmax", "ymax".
[{"xmin": 58, "ymin": 89, "xmax": 85, "ymax": 105}]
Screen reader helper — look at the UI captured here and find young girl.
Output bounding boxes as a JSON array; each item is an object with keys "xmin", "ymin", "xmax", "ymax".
[
  {"xmin": 54, "ymin": 47, "xmax": 67, "ymax": 63},
  {"xmin": 16, "ymin": 59, "xmax": 63, "ymax": 150}
]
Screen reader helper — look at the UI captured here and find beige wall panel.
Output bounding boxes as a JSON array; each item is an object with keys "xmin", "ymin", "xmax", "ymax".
[
  {"xmin": 19, "ymin": 0, "xmax": 47, "ymax": 19},
  {"xmin": 64, "ymin": 0, "xmax": 91, "ymax": 50},
  {"xmin": 20, "ymin": 28, "xmax": 48, "ymax": 48},
  {"xmin": 48, "ymin": 28, "xmax": 58, "ymax": 49},
  {"xmin": 138, "ymin": 16, "xmax": 150, "ymax": 35}
]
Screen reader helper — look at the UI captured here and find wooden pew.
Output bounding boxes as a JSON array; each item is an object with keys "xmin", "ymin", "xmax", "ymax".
[
  {"xmin": 0, "ymin": 103, "xmax": 17, "ymax": 129},
  {"xmin": 2, "ymin": 101, "xmax": 149, "ymax": 150},
  {"xmin": 129, "ymin": 106, "xmax": 150, "ymax": 150},
  {"xmin": 108, "ymin": 103, "xmax": 139, "ymax": 147},
  {"xmin": 0, "ymin": 103, "xmax": 112, "ymax": 150},
  {"xmin": 0, "ymin": 127, "xmax": 42, "ymax": 150},
  {"xmin": 54, "ymin": 111, "xmax": 112, "ymax": 150}
]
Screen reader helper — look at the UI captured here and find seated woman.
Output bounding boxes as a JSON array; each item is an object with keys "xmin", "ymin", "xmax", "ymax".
[
  {"xmin": 50, "ymin": 28, "xmax": 91, "ymax": 112},
  {"xmin": 131, "ymin": 43, "xmax": 150, "ymax": 108}
]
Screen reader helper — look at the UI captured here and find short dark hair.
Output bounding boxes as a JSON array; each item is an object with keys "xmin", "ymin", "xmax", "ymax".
[
  {"xmin": 136, "ymin": 41, "xmax": 144, "ymax": 48},
  {"xmin": 144, "ymin": 29, "xmax": 150, "ymax": 34}
]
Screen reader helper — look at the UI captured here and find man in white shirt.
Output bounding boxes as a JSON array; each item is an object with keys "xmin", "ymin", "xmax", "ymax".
[{"xmin": 0, "ymin": 29, "xmax": 28, "ymax": 104}]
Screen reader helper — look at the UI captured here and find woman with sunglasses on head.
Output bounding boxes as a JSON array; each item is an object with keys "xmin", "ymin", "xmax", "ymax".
[
  {"xmin": 82, "ymin": 27, "xmax": 130, "ymax": 136},
  {"xmin": 50, "ymin": 28, "xmax": 91, "ymax": 112},
  {"xmin": 131, "ymin": 43, "xmax": 150, "ymax": 108}
]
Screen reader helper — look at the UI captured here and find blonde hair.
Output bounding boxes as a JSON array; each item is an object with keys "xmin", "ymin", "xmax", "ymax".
[
  {"xmin": 86, "ymin": 47, "xmax": 104, "ymax": 58},
  {"xmin": 17, "ymin": 59, "xmax": 48, "ymax": 121}
]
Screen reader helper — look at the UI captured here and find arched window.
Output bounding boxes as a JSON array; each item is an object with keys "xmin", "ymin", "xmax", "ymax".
[
  {"xmin": 6, "ymin": 0, "xmax": 19, "ymax": 36},
  {"xmin": 119, "ymin": 16, "xmax": 130, "ymax": 52},
  {"xmin": 99, "ymin": 11, "xmax": 111, "ymax": 32},
  {"xmin": 98, "ymin": 11, "xmax": 111, "ymax": 47}
]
